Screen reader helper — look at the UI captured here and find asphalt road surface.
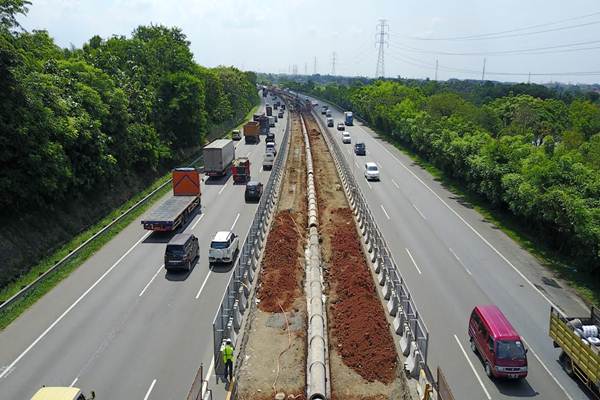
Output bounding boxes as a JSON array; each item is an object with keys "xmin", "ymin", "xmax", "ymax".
[
  {"xmin": 308, "ymin": 95, "xmax": 591, "ymax": 400},
  {"xmin": 0, "ymin": 96, "xmax": 285, "ymax": 399}
]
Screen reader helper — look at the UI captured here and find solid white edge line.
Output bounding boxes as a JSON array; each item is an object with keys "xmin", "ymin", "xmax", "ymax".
[
  {"xmin": 362, "ymin": 126, "xmax": 563, "ymax": 313},
  {"xmin": 521, "ymin": 338, "xmax": 574, "ymax": 400},
  {"xmin": 391, "ymin": 179, "xmax": 400, "ymax": 189},
  {"xmin": 230, "ymin": 213, "xmax": 241, "ymax": 231},
  {"xmin": 143, "ymin": 378, "xmax": 157, "ymax": 400},
  {"xmin": 366, "ymin": 180, "xmax": 372, "ymax": 190},
  {"xmin": 195, "ymin": 271, "xmax": 213, "ymax": 300},
  {"xmin": 454, "ymin": 334, "xmax": 492, "ymax": 400},
  {"xmin": 69, "ymin": 377, "xmax": 78, "ymax": 387},
  {"xmin": 405, "ymin": 248, "xmax": 422, "ymax": 275},
  {"xmin": 139, "ymin": 264, "xmax": 164, "ymax": 297},
  {"xmin": 201, "ymin": 357, "xmax": 216, "ymax": 397},
  {"xmin": 189, "ymin": 213, "xmax": 205, "ymax": 231},
  {"xmin": 449, "ymin": 248, "xmax": 472, "ymax": 276},
  {"xmin": 380, "ymin": 204, "xmax": 391, "ymax": 220},
  {"xmin": 0, "ymin": 231, "xmax": 151, "ymax": 379},
  {"xmin": 412, "ymin": 203, "xmax": 427, "ymax": 220}
]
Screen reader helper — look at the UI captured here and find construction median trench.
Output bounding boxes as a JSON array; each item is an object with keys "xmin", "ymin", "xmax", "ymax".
[{"xmin": 236, "ymin": 107, "xmax": 411, "ymax": 400}]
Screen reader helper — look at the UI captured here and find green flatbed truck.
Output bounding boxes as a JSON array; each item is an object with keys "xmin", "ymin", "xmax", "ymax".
[{"xmin": 550, "ymin": 306, "xmax": 600, "ymax": 397}]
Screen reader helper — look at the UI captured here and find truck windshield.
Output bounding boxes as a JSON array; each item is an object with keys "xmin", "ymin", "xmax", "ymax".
[
  {"xmin": 211, "ymin": 241, "xmax": 229, "ymax": 249},
  {"xmin": 496, "ymin": 340, "xmax": 526, "ymax": 360}
]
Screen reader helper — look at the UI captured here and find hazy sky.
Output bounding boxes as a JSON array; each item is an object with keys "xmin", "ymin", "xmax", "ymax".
[{"xmin": 19, "ymin": 0, "xmax": 600, "ymax": 84}]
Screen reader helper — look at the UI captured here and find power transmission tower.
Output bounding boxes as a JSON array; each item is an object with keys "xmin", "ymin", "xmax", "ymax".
[
  {"xmin": 435, "ymin": 59, "xmax": 439, "ymax": 81},
  {"xmin": 313, "ymin": 56, "xmax": 317, "ymax": 74},
  {"xmin": 375, "ymin": 19, "xmax": 389, "ymax": 78},
  {"xmin": 331, "ymin": 52, "xmax": 336, "ymax": 75},
  {"xmin": 481, "ymin": 57, "xmax": 486, "ymax": 81}
]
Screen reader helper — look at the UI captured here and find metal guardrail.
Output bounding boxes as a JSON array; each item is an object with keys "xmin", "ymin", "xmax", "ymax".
[
  {"xmin": 211, "ymin": 101, "xmax": 292, "ymax": 383},
  {"xmin": 311, "ymin": 109, "xmax": 432, "ymax": 379}
]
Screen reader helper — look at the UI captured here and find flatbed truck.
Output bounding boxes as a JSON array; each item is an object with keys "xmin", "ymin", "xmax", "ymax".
[
  {"xmin": 142, "ymin": 168, "xmax": 201, "ymax": 232},
  {"xmin": 550, "ymin": 306, "xmax": 600, "ymax": 397}
]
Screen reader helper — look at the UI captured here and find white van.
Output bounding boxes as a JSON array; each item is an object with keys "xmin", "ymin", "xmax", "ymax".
[{"xmin": 31, "ymin": 387, "xmax": 95, "ymax": 400}]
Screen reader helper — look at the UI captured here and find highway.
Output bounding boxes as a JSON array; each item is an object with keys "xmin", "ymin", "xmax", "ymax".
[
  {"xmin": 0, "ymin": 96, "xmax": 286, "ymax": 399},
  {"xmin": 309, "ymin": 96, "xmax": 591, "ymax": 400}
]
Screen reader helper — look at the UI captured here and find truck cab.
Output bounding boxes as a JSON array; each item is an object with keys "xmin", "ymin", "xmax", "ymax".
[{"xmin": 31, "ymin": 387, "xmax": 95, "ymax": 400}]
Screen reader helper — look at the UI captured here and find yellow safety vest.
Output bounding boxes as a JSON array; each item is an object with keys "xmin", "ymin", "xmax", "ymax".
[{"xmin": 223, "ymin": 345, "xmax": 234, "ymax": 363}]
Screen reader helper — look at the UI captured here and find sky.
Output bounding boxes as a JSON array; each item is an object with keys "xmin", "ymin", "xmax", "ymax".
[{"xmin": 19, "ymin": 0, "xmax": 600, "ymax": 84}]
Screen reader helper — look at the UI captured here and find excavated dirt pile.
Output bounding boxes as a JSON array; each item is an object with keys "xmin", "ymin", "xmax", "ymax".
[
  {"xmin": 330, "ymin": 207, "xmax": 397, "ymax": 383},
  {"xmin": 257, "ymin": 210, "xmax": 302, "ymax": 312},
  {"xmin": 303, "ymin": 112, "xmax": 410, "ymax": 400}
]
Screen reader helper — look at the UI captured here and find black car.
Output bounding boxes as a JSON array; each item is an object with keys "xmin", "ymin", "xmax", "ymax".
[
  {"xmin": 354, "ymin": 142, "xmax": 366, "ymax": 155},
  {"xmin": 164, "ymin": 233, "xmax": 199, "ymax": 271},
  {"xmin": 245, "ymin": 181, "xmax": 264, "ymax": 201},
  {"xmin": 266, "ymin": 132, "xmax": 275, "ymax": 143}
]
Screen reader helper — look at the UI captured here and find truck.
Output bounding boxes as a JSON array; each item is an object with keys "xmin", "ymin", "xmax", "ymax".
[
  {"xmin": 344, "ymin": 111, "xmax": 353, "ymax": 126},
  {"xmin": 142, "ymin": 168, "xmax": 201, "ymax": 232},
  {"xmin": 203, "ymin": 139, "xmax": 235, "ymax": 177},
  {"xmin": 243, "ymin": 121, "xmax": 260, "ymax": 143},
  {"xmin": 268, "ymin": 116, "xmax": 275, "ymax": 127},
  {"xmin": 550, "ymin": 306, "xmax": 600, "ymax": 396},
  {"xmin": 231, "ymin": 157, "xmax": 251, "ymax": 184},
  {"xmin": 266, "ymin": 104, "xmax": 273, "ymax": 116},
  {"xmin": 262, "ymin": 152, "xmax": 275, "ymax": 170},
  {"xmin": 258, "ymin": 115, "xmax": 270, "ymax": 134}
]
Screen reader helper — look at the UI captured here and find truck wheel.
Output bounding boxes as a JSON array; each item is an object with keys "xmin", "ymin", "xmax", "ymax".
[
  {"xmin": 485, "ymin": 362, "xmax": 493, "ymax": 378},
  {"xmin": 560, "ymin": 352, "xmax": 575, "ymax": 377}
]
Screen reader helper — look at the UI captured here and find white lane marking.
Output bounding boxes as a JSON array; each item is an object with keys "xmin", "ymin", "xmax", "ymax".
[
  {"xmin": 202, "ymin": 358, "xmax": 215, "ymax": 397},
  {"xmin": 405, "ymin": 248, "xmax": 422, "ymax": 275},
  {"xmin": 230, "ymin": 213, "xmax": 240, "ymax": 231},
  {"xmin": 449, "ymin": 248, "xmax": 472, "ymax": 275},
  {"xmin": 0, "ymin": 232, "xmax": 151, "ymax": 379},
  {"xmin": 218, "ymin": 182, "xmax": 229, "ymax": 195},
  {"xmin": 69, "ymin": 377, "xmax": 78, "ymax": 387},
  {"xmin": 354, "ymin": 160, "xmax": 359, "ymax": 168},
  {"xmin": 245, "ymin": 151, "xmax": 251, "ymax": 158},
  {"xmin": 195, "ymin": 271, "xmax": 213, "ymax": 300},
  {"xmin": 391, "ymin": 179, "xmax": 400, "ymax": 189},
  {"xmin": 139, "ymin": 264, "xmax": 164, "ymax": 297},
  {"xmin": 363, "ymin": 128, "xmax": 563, "ymax": 313},
  {"xmin": 454, "ymin": 335, "xmax": 492, "ymax": 400},
  {"xmin": 380, "ymin": 204, "xmax": 391, "ymax": 220},
  {"xmin": 366, "ymin": 180, "xmax": 372, "ymax": 190},
  {"xmin": 347, "ymin": 148, "xmax": 351, "ymax": 155},
  {"xmin": 521, "ymin": 338, "xmax": 574, "ymax": 400},
  {"xmin": 412, "ymin": 203, "xmax": 427, "ymax": 220},
  {"xmin": 143, "ymin": 379, "xmax": 157, "ymax": 400},
  {"xmin": 189, "ymin": 213, "xmax": 205, "ymax": 231}
]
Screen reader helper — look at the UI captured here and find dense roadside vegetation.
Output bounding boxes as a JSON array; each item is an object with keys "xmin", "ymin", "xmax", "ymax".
[
  {"xmin": 286, "ymin": 78, "xmax": 600, "ymax": 298},
  {"xmin": 0, "ymin": 1, "xmax": 258, "ymax": 291}
]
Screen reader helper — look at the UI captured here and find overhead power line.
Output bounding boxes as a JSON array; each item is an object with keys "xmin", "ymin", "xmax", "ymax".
[{"xmin": 407, "ymin": 10, "xmax": 600, "ymax": 41}]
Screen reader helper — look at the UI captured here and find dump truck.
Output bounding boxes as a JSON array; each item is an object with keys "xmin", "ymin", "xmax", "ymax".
[
  {"xmin": 232, "ymin": 157, "xmax": 251, "ymax": 184},
  {"xmin": 142, "ymin": 168, "xmax": 201, "ymax": 232},
  {"xmin": 203, "ymin": 139, "xmax": 235, "ymax": 177},
  {"xmin": 243, "ymin": 121, "xmax": 260, "ymax": 143},
  {"xmin": 266, "ymin": 104, "xmax": 273, "ymax": 116},
  {"xmin": 344, "ymin": 111, "xmax": 354, "ymax": 126},
  {"xmin": 550, "ymin": 306, "xmax": 600, "ymax": 396}
]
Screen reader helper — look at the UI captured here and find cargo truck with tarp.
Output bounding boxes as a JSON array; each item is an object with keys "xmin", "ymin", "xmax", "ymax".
[
  {"xmin": 141, "ymin": 168, "xmax": 201, "ymax": 232},
  {"xmin": 203, "ymin": 139, "xmax": 235, "ymax": 177}
]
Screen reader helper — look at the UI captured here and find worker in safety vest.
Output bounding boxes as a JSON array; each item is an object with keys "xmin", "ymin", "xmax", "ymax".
[{"xmin": 222, "ymin": 339, "xmax": 234, "ymax": 381}]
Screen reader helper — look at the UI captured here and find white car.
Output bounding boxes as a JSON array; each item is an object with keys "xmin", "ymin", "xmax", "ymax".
[
  {"xmin": 364, "ymin": 162, "xmax": 380, "ymax": 181},
  {"xmin": 342, "ymin": 132, "xmax": 351, "ymax": 144},
  {"xmin": 209, "ymin": 231, "xmax": 239, "ymax": 263}
]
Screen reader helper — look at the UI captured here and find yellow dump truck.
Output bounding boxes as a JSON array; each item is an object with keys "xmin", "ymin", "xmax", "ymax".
[{"xmin": 549, "ymin": 306, "xmax": 600, "ymax": 396}]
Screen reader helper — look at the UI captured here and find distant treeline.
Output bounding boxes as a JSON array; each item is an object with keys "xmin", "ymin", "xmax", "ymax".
[
  {"xmin": 1, "ymin": 1, "xmax": 258, "ymax": 212},
  {"xmin": 287, "ymin": 79, "xmax": 600, "ymax": 275}
]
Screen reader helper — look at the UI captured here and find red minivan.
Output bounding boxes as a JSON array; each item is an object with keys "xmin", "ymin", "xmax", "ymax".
[{"xmin": 469, "ymin": 305, "xmax": 528, "ymax": 379}]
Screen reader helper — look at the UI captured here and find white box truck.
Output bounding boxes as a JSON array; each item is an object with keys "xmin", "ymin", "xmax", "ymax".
[{"xmin": 203, "ymin": 139, "xmax": 235, "ymax": 177}]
